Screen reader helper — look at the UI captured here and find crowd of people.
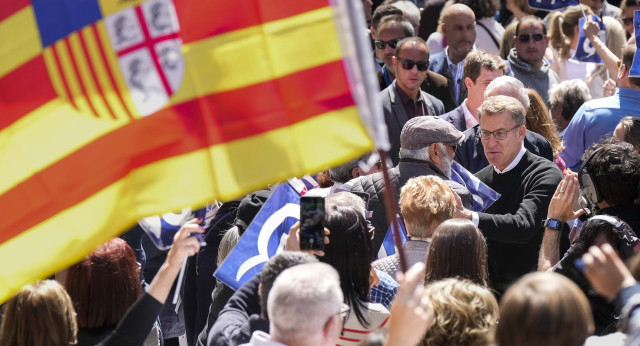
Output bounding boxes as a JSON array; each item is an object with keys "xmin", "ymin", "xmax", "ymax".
[{"xmin": 3, "ymin": 0, "xmax": 640, "ymax": 345}]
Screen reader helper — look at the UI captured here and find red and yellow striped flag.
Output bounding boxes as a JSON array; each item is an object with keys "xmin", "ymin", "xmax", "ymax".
[{"xmin": 0, "ymin": 0, "xmax": 373, "ymax": 301}]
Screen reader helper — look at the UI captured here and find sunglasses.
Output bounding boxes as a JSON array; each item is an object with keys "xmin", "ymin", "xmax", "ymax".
[
  {"xmin": 517, "ymin": 33, "xmax": 544, "ymax": 43},
  {"xmin": 622, "ymin": 17, "xmax": 634, "ymax": 26},
  {"xmin": 374, "ymin": 39, "xmax": 399, "ymax": 49},
  {"xmin": 396, "ymin": 57, "xmax": 430, "ymax": 71}
]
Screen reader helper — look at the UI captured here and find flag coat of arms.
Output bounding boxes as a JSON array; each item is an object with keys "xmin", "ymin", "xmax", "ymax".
[{"xmin": 0, "ymin": 0, "xmax": 374, "ymax": 301}]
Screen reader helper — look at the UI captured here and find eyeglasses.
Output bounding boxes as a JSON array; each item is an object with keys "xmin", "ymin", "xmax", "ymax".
[
  {"xmin": 449, "ymin": 144, "xmax": 458, "ymax": 152},
  {"xmin": 517, "ymin": 33, "xmax": 544, "ymax": 43},
  {"xmin": 326, "ymin": 303, "xmax": 351, "ymax": 329},
  {"xmin": 479, "ymin": 125, "xmax": 522, "ymax": 140},
  {"xmin": 374, "ymin": 39, "xmax": 399, "ymax": 49},
  {"xmin": 396, "ymin": 57, "xmax": 430, "ymax": 71},
  {"xmin": 622, "ymin": 17, "xmax": 634, "ymax": 26}
]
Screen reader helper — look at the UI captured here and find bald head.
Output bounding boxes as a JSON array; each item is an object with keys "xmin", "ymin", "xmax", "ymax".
[{"xmin": 442, "ymin": 4, "xmax": 476, "ymax": 63}]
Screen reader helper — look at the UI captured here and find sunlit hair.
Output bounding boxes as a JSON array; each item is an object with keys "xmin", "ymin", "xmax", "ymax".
[
  {"xmin": 420, "ymin": 278, "xmax": 498, "ymax": 346},
  {"xmin": 484, "ymin": 76, "xmax": 530, "ymax": 108},
  {"xmin": 478, "ymin": 95, "xmax": 526, "ymax": 126},
  {"xmin": 515, "ymin": 15, "xmax": 548, "ymax": 37},
  {"xmin": 0, "ymin": 280, "xmax": 77, "ymax": 346},
  {"xmin": 549, "ymin": 5, "xmax": 592, "ymax": 60},
  {"xmin": 623, "ymin": 45, "xmax": 640, "ymax": 87},
  {"xmin": 525, "ymin": 88, "xmax": 563, "ymax": 156},
  {"xmin": 464, "ymin": 50, "xmax": 508, "ymax": 83},
  {"xmin": 65, "ymin": 238, "xmax": 141, "ymax": 329},
  {"xmin": 618, "ymin": 116, "xmax": 640, "ymax": 149},
  {"xmin": 400, "ymin": 176, "xmax": 455, "ymax": 238},
  {"xmin": 495, "ymin": 272, "xmax": 594, "ymax": 346},
  {"xmin": 499, "ymin": 21, "xmax": 518, "ymax": 59},
  {"xmin": 548, "ymin": 79, "xmax": 591, "ymax": 123},
  {"xmin": 425, "ymin": 219, "xmax": 488, "ymax": 286}
]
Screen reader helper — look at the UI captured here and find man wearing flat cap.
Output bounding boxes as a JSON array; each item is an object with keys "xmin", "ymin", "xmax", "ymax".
[
  {"xmin": 351, "ymin": 116, "xmax": 473, "ymax": 257},
  {"xmin": 452, "ymin": 95, "xmax": 562, "ymax": 295}
]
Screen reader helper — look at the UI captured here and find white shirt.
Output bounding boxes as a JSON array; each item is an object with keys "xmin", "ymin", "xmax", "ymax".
[
  {"xmin": 461, "ymin": 100, "xmax": 478, "ymax": 129},
  {"xmin": 471, "ymin": 145, "xmax": 527, "ymax": 226}
]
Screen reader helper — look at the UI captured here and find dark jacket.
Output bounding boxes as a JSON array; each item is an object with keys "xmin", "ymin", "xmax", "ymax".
[
  {"xmin": 439, "ymin": 103, "xmax": 467, "ymax": 132},
  {"xmin": 350, "ymin": 159, "xmax": 473, "ymax": 257},
  {"xmin": 206, "ymin": 275, "xmax": 263, "ymax": 346},
  {"xmin": 377, "ymin": 69, "xmax": 456, "ymax": 113},
  {"xmin": 455, "ymin": 125, "xmax": 554, "ymax": 174},
  {"xmin": 380, "ymin": 81, "xmax": 445, "ymax": 166},
  {"xmin": 429, "ymin": 51, "xmax": 467, "ymax": 105}
]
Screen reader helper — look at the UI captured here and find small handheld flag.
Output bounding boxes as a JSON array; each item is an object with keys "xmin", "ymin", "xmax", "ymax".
[
  {"xmin": 528, "ymin": 0, "xmax": 580, "ymax": 11},
  {"xmin": 572, "ymin": 15, "xmax": 606, "ymax": 63}
]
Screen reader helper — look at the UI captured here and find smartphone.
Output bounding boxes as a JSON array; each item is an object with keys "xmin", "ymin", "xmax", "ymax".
[{"xmin": 299, "ymin": 196, "xmax": 325, "ymax": 251}]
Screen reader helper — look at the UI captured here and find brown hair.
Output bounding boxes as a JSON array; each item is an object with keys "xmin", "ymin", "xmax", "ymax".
[
  {"xmin": 515, "ymin": 15, "xmax": 548, "ymax": 37},
  {"xmin": 399, "ymin": 175, "xmax": 455, "ymax": 238},
  {"xmin": 424, "ymin": 219, "xmax": 489, "ymax": 286},
  {"xmin": 495, "ymin": 272, "xmax": 594, "ymax": 346},
  {"xmin": 549, "ymin": 6, "xmax": 592, "ymax": 60},
  {"xmin": 618, "ymin": 116, "xmax": 640, "ymax": 149},
  {"xmin": 463, "ymin": 50, "xmax": 508, "ymax": 83},
  {"xmin": 0, "ymin": 280, "xmax": 77, "ymax": 346},
  {"xmin": 420, "ymin": 278, "xmax": 498, "ymax": 346},
  {"xmin": 500, "ymin": 21, "xmax": 518, "ymax": 59},
  {"xmin": 65, "ymin": 238, "xmax": 142, "ymax": 329},
  {"xmin": 525, "ymin": 88, "xmax": 563, "ymax": 156}
]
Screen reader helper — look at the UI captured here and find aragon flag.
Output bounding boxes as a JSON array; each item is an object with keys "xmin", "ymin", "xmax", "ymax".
[{"xmin": 0, "ymin": 0, "xmax": 375, "ymax": 302}]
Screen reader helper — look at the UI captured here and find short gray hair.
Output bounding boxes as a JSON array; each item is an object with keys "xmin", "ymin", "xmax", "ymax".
[
  {"xmin": 478, "ymin": 95, "xmax": 526, "ymax": 126},
  {"xmin": 484, "ymin": 76, "xmax": 530, "ymax": 109},
  {"xmin": 399, "ymin": 143, "xmax": 447, "ymax": 161},
  {"xmin": 548, "ymin": 79, "xmax": 591, "ymax": 122},
  {"xmin": 267, "ymin": 263, "xmax": 343, "ymax": 342}
]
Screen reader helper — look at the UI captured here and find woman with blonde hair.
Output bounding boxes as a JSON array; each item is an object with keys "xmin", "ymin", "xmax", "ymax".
[
  {"xmin": 420, "ymin": 278, "xmax": 498, "ymax": 346},
  {"xmin": 0, "ymin": 280, "xmax": 77, "ymax": 346},
  {"xmin": 526, "ymin": 88, "xmax": 566, "ymax": 171},
  {"xmin": 548, "ymin": 5, "xmax": 594, "ymax": 81}
]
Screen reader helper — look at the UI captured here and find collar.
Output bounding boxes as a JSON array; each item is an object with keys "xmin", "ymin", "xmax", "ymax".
[
  {"xmin": 398, "ymin": 158, "xmax": 447, "ymax": 177},
  {"xmin": 493, "ymin": 144, "xmax": 527, "ymax": 174},
  {"xmin": 395, "ymin": 80, "xmax": 423, "ymax": 103},
  {"xmin": 445, "ymin": 47, "xmax": 464, "ymax": 67},
  {"xmin": 461, "ymin": 100, "xmax": 478, "ymax": 128}
]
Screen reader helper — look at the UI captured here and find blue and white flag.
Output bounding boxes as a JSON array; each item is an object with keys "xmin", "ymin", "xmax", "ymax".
[
  {"xmin": 572, "ymin": 15, "xmax": 605, "ymax": 63},
  {"xmin": 630, "ymin": 11, "xmax": 640, "ymax": 77},
  {"xmin": 215, "ymin": 183, "xmax": 300, "ymax": 290},
  {"xmin": 377, "ymin": 215, "xmax": 408, "ymax": 259},
  {"xmin": 450, "ymin": 161, "xmax": 500, "ymax": 212},
  {"xmin": 138, "ymin": 207, "xmax": 207, "ymax": 250},
  {"xmin": 528, "ymin": 0, "xmax": 580, "ymax": 11}
]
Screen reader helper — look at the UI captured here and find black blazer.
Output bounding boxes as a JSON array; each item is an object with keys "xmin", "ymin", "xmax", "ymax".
[
  {"xmin": 377, "ymin": 69, "xmax": 457, "ymax": 112},
  {"xmin": 454, "ymin": 125, "xmax": 554, "ymax": 174}
]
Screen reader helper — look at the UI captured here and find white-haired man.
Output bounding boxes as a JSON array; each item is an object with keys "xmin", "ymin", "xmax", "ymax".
[{"xmin": 242, "ymin": 263, "xmax": 346, "ymax": 346}]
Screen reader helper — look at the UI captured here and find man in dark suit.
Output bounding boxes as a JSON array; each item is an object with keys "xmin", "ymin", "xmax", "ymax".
[
  {"xmin": 380, "ymin": 37, "xmax": 445, "ymax": 165},
  {"xmin": 454, "ymin": 76, "xmax": 554, "ymax": 174},
  {"xmin": 428, "ymin": 3, "xmax": 476, "ymax": 106},
  {"xmin": 374, "ymin": 15, "xmax": 456, "ymax": 112},
  {"xmin": 440, "ymin": 50, "xmax": 508, "ymax": 132}
]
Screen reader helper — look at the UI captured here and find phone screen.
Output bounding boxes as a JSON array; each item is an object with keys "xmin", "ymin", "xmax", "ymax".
[{"xmin": 299, "ymin": 196, "xmax": 325, "ymax": 251}]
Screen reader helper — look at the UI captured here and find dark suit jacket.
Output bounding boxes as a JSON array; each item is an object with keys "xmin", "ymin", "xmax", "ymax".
[
  {"xmin": 377, "ymin": 69, "xmax": 456, "ymax": 112},
  {"xmin": 454, "ymin": 125, "xmax": 554, "ymax": 174},
  {"xmin": 429, "ymin": 51, "xmax": 467, "ymax": 106},
  {"xmin": 380, "ymin": 80, "xmax": 445, "ymax": 166},
  {"xmin": 439, "ymin": 103, "xmax": 467, "ymax": 132}
]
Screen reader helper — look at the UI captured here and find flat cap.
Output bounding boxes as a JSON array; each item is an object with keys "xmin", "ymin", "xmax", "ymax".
[{"xmin": 400, "ymin": 116, "xmax": 464, "ymax": 150}]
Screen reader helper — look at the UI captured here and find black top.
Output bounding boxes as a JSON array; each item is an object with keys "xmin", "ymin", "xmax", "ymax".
[
  {"xmin": 476, "ymin": 151, "xmax": 562, "ymax": 293},
  {"xmin": 98, "ymin": 292, "xmax": 163, "ymax": 346}
]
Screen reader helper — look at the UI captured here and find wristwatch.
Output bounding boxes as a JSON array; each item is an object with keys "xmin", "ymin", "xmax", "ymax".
[{"xmin": 543, "ymin": 218, "xmax": 563, "ymax": 231}]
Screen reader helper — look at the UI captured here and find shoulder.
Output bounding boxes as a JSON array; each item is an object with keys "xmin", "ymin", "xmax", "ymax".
[
  {"xmin": 426, "ymin": 70, "xmax": 448, "ymax": 85},
  {"xmin": 440, "ymin": 105, "xmax": 464, "ymax": 121},
  {"xmin": 523, "ymin": 152, "xmax": 563, "ymax": 181}
]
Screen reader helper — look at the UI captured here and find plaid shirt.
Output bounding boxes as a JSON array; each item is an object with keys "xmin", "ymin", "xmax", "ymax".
[{"xmin": 369, "ymin": 270, "xmax": 399, "ymax": 310}]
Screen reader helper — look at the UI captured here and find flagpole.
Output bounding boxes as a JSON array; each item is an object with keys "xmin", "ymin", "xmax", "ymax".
[
  {"xmin": 329, "ymin": 0, "xmax": 408, "ymax": 273},
  {"xmin": 377, "ymin": 150, "xmax": 408, "ymax": 272}
]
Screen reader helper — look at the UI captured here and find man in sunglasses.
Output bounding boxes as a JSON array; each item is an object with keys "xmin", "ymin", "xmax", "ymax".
[
  {"xmin": 380, "ymin": 36, "xmax": 445, "ymax": 166},
  {"xmin": 453, "ymin": 95, "xmax": 562, "ymax": 295},
  {"xmin": 370, "ymin": 6, "xmax": 404, "ymax": 72},
  {"xmin": 508, "ymin": 16, "xmax": 560, "ymax": 106},
  {"xmin": 375, "ymin": 15, "xmax": 457, "ymax": 113}
]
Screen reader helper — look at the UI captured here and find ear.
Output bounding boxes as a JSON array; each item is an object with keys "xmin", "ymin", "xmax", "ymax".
[
  {"xmin": 351, "ymin": 167, "xmax": 361, "ymax": 178},
  {"xmin": 517, "ymin": 124, "xmax": 526, "ymax": 138},
  {"xmin": 392, "ymin": 56, "xmax": 398, "ymax": 67},
  {"xmin": 464, "ymin": 76, "xmax": 474, "ymax": 90},
  {"xmin": 370, "ymin": 27, "xmax": 375, "ymax": 39},
  {"xmin": 513, "ymin": 35, "xmax": 517, "ymax": 45},
  {"xmin": 441, "ymin": 22, "xmax": 446, "ymax": 34},
  {"xmin": 323, "ymin": 314, "xmax": 340, "ymax": 339}
]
